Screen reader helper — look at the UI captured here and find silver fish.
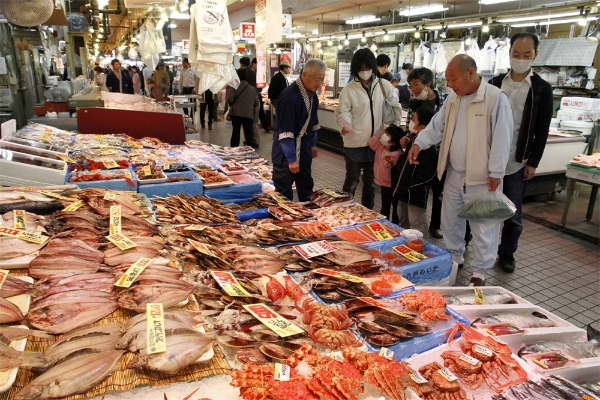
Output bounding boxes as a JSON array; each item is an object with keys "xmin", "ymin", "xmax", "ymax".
[
  {"xmin": 472, "ymin": 311, "xmax": 555, "ymax": 328},
  {"xmin": 14, "ymin": 350, "xmax": 124, "ymax": 400},
  {"xmin": 127, "ymin": 333, "xmax": 215, "ymax": 374},
  {"xmin": 445, "ymin": 292, "xmax": 515, "ymax": 305}
]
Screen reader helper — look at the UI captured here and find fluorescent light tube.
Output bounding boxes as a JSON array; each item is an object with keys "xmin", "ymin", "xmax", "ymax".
[
  {"xmin": 498, "ymin": 11, "xmax": 579, "ymax": 23},
  {"xmin": 399, "ymin": 4, "xmax": 448, "ymax": 17},
  {"xmin": 345, "ymin": 16, "xmax": 381, "ymax": 24},
  {"xmin": 388, "ymin": 27, "xmax": 416, "ymax": 34},
  {"xmin": 511, "ymin": 17, "xmax": 596, "ymax": 28},
  {"xmin": 448, "ymin": 21, "xmax": 482, "ymax": 28},
  {"xmin": 480, "ymin": 0, "xmax": 518, "ymax": 4}
]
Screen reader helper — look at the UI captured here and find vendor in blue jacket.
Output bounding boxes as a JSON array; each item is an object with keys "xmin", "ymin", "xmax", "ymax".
[{"xmin": 271, "ymin": 59, "xmax": 326, "ymax": 202}]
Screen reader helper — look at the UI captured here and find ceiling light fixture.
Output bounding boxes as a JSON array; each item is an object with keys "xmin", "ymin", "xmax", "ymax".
[
  {"xmin": 511, "ymin": 17, "xmax": 597, "ymax": 28},
  {"xmin": 479, "ymin": 0, "xmax": 518, "ymax": 4},
  {"xmin": 399, "ymin": 4, "xmax": 448, "ymax": 17},
  {"xmin": 383, "ymin": 29, "xmax": 389, "ymax": 41},
  {"xmin": 498, "ymin": 11, "xmax": 579, "ymax": 23},
  {"xmin": 338, "ymin": 41, "xmax": 343, "ymax": 49},
  {"xmin": 344, "ymin": 33, "xmax": 349, "ymax": 45},
  {"xmin": 169, "ymin": 23, "xmax": 177, "ymax": 28},
  {"xmin": 370, "ymin": 41, "xmax": 377, "ymax": 51},
  {"xmin": 440, "ymin": 23, "xmax": 449, "ymax": 38},
  {"xmin": 327, "ymin": 40, "xmax": 333, "ymax": 46},
  {"xmin": 587, "ymin": 22, "xmax": 600, "ymax": 41},
  {"xmin": 482, "ymin": 17, "xmax": 490, "ymax": 33},
  {"xmin": 345, "ymin": 15, "xmax": 381, "ymax": 24},
  {"xmin": 361, "ymin": 31, "xmax": 367, "ymax": 43},
  {"xmin": 449, "ymin": 21, "xmax": 483, "ymax": 28},
  {"xmin": 388, "ymin": 27, "xmax": 416, "ymax": 34},
  {"xmin": 317, "ymin": 41, "xmax": 322, "ymax": 48},
  {"xmin": 578, "ymin": 7, "xmax": 591, "ymax": 27},
  {"xmin": 169, "ymin": 11, "xmax": 190, "ymax": 20}
]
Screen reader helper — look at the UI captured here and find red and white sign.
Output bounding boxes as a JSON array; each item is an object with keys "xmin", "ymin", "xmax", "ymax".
[
  {"xmin": 182, "ymin": 39, "xmax": 191, "ymax": 52},
  {"xmin": 293, "ymin": 240, "xmax": 338, "ymax": 260},
  {"xmin": 282, "ymin": 13, "xmax": 293, "ymax": 35},
  {"xmin": 240, "ymin": 23, "xmax": 256, "ymax": 40}
]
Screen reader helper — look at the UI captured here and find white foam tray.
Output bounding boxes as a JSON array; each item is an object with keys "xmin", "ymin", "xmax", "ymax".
[
  {"xmin": 0, "ymin": 325, "xmax": 28, "ymax": 393},
  {"xmin": 418, "ymin": 286, "xmax": 533, "ymax": 309}
]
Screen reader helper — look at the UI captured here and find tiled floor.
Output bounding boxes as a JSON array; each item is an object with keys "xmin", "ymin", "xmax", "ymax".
[{"xmin": 196, "ymin": 120, "xmax": 600, "ymax": 332}]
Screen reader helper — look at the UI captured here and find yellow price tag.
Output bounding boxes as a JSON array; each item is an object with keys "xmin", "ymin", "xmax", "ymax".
[
  {"xmin": 13, "ymin": 210, "xmax": 26, "ymax": 229},
  {"xmin": 146, "ymin": 303, "xmax": 167, "ymax": 354},
  {"xmin": 115, "ymin": 257, "xmax": 155, "ymax": 287},
  {"xmin": 109, "ymin": 205, "xmax": 121, "ymax": 234},
  {"xmin": 106, "ymin": 232, "xmax": 137, "ymax": 250},
  {"xmin": 103, "ymin": 159, "xmax": 119, "ymax": 169}
]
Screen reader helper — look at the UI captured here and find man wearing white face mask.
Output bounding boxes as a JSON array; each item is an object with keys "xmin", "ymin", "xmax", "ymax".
[{"xmin": 488, "ymin": 33, "xmax": 553, "ymax": 274}]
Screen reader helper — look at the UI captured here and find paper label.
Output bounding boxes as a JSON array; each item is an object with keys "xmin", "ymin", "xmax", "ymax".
[
  {"xmin": 210, "ymin": 270, "xmax": 251, "ymax": 297},
  {"xmin": 274, "ymin": 363, "xmax": 290, "ymax": 381},
  {"xmin": 0, "ymin": 227, "xmax": 49, "ymax": 244},
  {"xmin": 258, "ymin": 222, "xmax": 282, "ymax": 231},
  {"xmin": 242, "ymin": 303, "xmax": 304, "ymax": 337},
  {"xmin": 582, "ymin": 395, "xmax": 594, "ymax": 400},
  {"xmin": 109, "ymin": 205, "xmax": 121, "ymax": 234},
  {"xmin": 489, "ymin": 334, "xmax": 507, "ymax": 345},
  {"xmin": 63, "ymin": 200, "xmax": 84, "ymax": 212},
  {"xmin": 474, "ymin": 288, "xmax": 485, "ymax": 305},
  {"xmin": 329, "ymin": 351, "xmax": 344, "ymax": 361},
  {"xmin": 474, "ymin": 345, "xmax": 493, "ymax": 357},
  {"xmin": 106, "ymin": 233, "xmax": 137, "ymax": 250},
  {"xmin": 103, "ymin": 159, "xmax": 119, "ymax": 169},
  {"xmin": 104, "ymin": 191, "xmax": 116, "ymax": 201},
  {"xmin": 379, "ymin": 347, "xmax": 394, "ymax": 360},
  {"xmin": 94, "ymin": 134, "xmax": 104, "ymax": 140},
  {"xmin": 392, "ymin": 244, "xmax": 428, "ymax": 262},
  {"xmin": 13, "ymin": 210, "xmax": 26, "ymax": 229},
  {"xmin": 410, "ymin": 372, "xmax": 428, "ymax": 384},
  {"xmin": 280, "ymin": 203, "xmax": 300, "ymax": 215},
  {"xmin": 334, "ymin": 210, "xmax": 349, "ymax": 220},
  {"xmin": 115, "ymin": 257, "xmax": 155, "ymax": 287},
  {"xmin": 438, "ymin": 368, "xmax": 458, "ymax": 382},
  {"xmin": 357, "ymin": 297, "xmax": 415, "ymax": 319},
  {"xmin": 184, "ymin": 225, "xmax": 209, "ymax": 231},
  {"xmin": 39, "ymin": 131, "xmax": 52, "ymax": 141},
  {"xmin": 56, "ymin": 154, "xmax": 76, "ymax": 163},
  {"xmin": 313, "ymin": 268, "xmax": 364, "ymax": 283},
  {"xmin": 293, "ymin": 240, "xmax": 338, "ymax": 260},
  {"xmin": 267, "ymin": 192, "xmax": 286, "ymax": 204},
  {"xmin": 20, "ymin": 187, "xmax": 70, "ymax": 200},
  {"xmin": 484, "ymin": 329, "xmax": 497, "ymax": 336},
  {"xmin": 367, "ymin": 222, "xmax": 393, "ymax": 241},
  {"xmin": 163, "ymin": 162, "xmax": 170, "ymax": 171},
  {"xmin": 0, "ymin": 269, "xmax": 9, "ymax": 292},
  {"xmin": 142, "ymin": 165, "xmax": 152, "ymax": 176},
  {"xmin": 123, "ymin": 170, "xmax": 132, "ymax": 179},
  {"xmin": 146, "ymin": 303, "xmax": 166, "ymax": 354},
  {"xmin": 321, "ymin": 188, "xmax": 342, "ymax": 198},
  {"xmin": 533, "ymin": 359, "xmax": 550, "ymax": 369},
  {"xmin": 100, "ymin": 149, "xmax": 116, "ymax": 155},
  {"xmin": 460, "ymin": 354, "xmax": 481, "ymax": 366}
]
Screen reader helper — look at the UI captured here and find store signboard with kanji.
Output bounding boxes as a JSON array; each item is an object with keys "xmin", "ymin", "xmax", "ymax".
[{"xmin": 240, "ymin": 23, "xmax": 256, "ymax": 40}]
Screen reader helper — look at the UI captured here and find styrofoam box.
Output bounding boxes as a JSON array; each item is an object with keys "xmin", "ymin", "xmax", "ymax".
[
  {"xmin": 560, "ymin": 96, "xmax": 600, "ymax": 111},
  {"xmin": 556, "ymin": 109, "xmax": 598, "ymax": 121},
  {"xmin": 519, "ymin": 351, "xmax": 600, "ymax": 379},
  {"xmin": 418, "ymin": 286, "xmax": 533, "ymax": 310}
]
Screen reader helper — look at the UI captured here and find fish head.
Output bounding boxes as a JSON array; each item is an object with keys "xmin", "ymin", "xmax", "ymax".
[
  {"xmin": 283, "ymin": 275, "xmax": 304, "ymax": 301},
  {"xmin": 15, "ymin": 384, "xmax": 43, "ymax": 400},
  {"xmin": 265, "ymin": 276, "xmax": 285, "ymax": 302}
]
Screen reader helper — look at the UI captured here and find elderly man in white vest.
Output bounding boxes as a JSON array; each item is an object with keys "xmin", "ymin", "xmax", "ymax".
[{"xmin": 407, "ymin": 54, "xmax": 513, "ymax": 287}]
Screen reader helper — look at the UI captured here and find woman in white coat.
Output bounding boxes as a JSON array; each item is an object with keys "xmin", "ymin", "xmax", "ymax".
[
  {"xmin": 93, "ymin": 66, "xmax": 108, "ymax": 92},
  {"xmin": 335, "ymin": 48, "xmax": 403, "ymax": 209}
]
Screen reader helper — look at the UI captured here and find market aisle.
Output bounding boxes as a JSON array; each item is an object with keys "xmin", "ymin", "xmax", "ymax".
[{"xmin": 197, "ymin": 121, "xmax": 600, "ymax": 332}]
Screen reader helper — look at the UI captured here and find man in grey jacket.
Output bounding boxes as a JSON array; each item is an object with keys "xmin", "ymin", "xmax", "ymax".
[{"xmin": 407, "ymin": 55, "xmax": 513, "ymax": 287}]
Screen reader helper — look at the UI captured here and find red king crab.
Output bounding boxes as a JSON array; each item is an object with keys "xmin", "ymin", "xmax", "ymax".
[
  {"xmin": 444, "ymin": 322, "xmax": 528, "ymax": 393},
  {"xmin": 399, "ymin": 289, "xmax": 452, "ymax": 322}
]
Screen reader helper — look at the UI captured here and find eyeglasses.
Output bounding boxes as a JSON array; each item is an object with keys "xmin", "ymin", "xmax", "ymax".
[{"xmin": 408, "ymin": 81, "xmax": 423, "ymax": 89}]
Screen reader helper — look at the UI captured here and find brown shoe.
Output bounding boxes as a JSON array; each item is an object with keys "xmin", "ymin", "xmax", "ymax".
[{"xmin": 468, "ymin": 277, "xmax": 485, "ymax": 287}]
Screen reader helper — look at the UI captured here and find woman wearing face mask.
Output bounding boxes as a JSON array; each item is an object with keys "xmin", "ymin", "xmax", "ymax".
[{"xmin": 335, "ymin": 49, "xmax": 403, "ymax": 209}]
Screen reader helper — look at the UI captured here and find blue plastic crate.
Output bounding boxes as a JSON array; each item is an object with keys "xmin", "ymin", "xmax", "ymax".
[
  {"xmin": 205, "ymin": 181, "xmax": 263, "ymax": 200},
  {"xmin": 138, "ymin": 172, "xmax": 204, "ymax": 198}
]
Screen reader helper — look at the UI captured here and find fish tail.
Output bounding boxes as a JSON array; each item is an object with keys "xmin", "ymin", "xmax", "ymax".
[{"xmin": 28, "ymin": 330, "xmax": 54, "ymax": 339}]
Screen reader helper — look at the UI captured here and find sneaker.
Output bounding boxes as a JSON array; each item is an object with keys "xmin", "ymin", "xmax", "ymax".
[
  {"xmin": 429, "ymin": 227, "xmax": 443, "ymax": 239},
  {"xmin": 497, "ymin": 254, "xmax": 516, "ymax": 273},
  {"xmin": 468, "ymin": 277, "xmax": 485, "ymax": 287}
]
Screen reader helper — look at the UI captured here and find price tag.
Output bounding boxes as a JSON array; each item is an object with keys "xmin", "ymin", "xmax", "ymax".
[
  {"xmin": 56, "ymin": 154, "xmax": 76, "ymax": 163},
  {"xmin": 115, "ymin": 257, "xmax": 155, "ymax": 287},
  {"xmin": 103, "ymin": 159, "xmax": 119, "ymax": 169},
  {"xmin": 357, "ymin": 297, "xmax": 415, "ymax": 319},
  {"xmin": 409, "ymin": 372, "xmax": 428, "ymax": 385},
  {"xmin": 274, "ymin": 363, "xmax": 290, "ymax": 381},
  {"xmin": 367, "ymin": 222, "xmax": 393, "ymax": 241},
  {"xmin": 280, "ymin": 203, "xmax": 300, "ymax": 216},
  {"xmin": 258, "ymin": 221, "xmax": 282, "ymax": 231},
  {"xmin": 210, "ymin": 270, "xmax": 251, "ymax": 297},
  {"xmin": 0, "ymin": 269, "xmax": 9, "ymax": 292},
  {"xmin": 100, "ymin": 149, "xmax": 116, "ymax": 155},
  {"xmin": 39, "ymin": 130, "xmax": 52, "ymax": 141},
  {"xmin": 142, "ymin": 165, "xmax": 152, "ymax": 176},
  {"xmin": 460, "ymin": 354, "xmax": 481, "ymax": 366},
  {"xmin": 146, "ymin": 303, "xmax": 166, "ymax": 354},
  {"xmin": 163, "ymin": 162, "xmax": 170, "ymax": 171},
  {"xmin": 334, "ymin": 210, "xmax": 350, "ymax": 220},
  {"xmin": 106, "ymin": 232, "xmax": 137, "ymax": 250},
  {"xmin": 474, "ymin": 288, "xmax": 485, "ymax": 305},
  {"xmin": 104, "ymin": 191, "xmax": 116, "ymax": 201},
  {"xmin": 184, "ymin": 225, "xmax": 209, "ymax": 231},
  {"xmin": 474, "ymin": 345, "xmax": 493, "ymax": 357},
  {"xmin": 109, "ymin": 205, "xmax": 121, "ymax": 234},
  {"xmin": 13, "ymin": 210, "xmax": 26, "ymax": 229},
  {"xmin": 43, "ymin": 128, "xmax": 53, "ymax": 134},
  {"xmin": 293, "ymin": 240, "xmax": 338, "ymax": 260},
  {"xmin": 438, "ymin": 367, "xmax": 458, "ymax": 382},
  {"xmin": 243, "ymin": 303, "xmax": 304, "ymax": 337},
  {"xmin": 63, "ymin": 200, "xmax": 85, "ymax": 212},
  {"xmin": 0, "ymin": 227, "xmax": 49, "ymax": 244},
  {"xmin": 20, "ymin": 187, "xmax": 70, "ymax": 200},
  {"xmin": 94, "ymin": 134, "xmax": 104, "ymax": 141},
  {"xmin": 379, "ymin": 347, "xmax": 394, "ymax": 360},
  {"xmin": 392, "ymin": 244, "xmax": 428, "ymax": 262},
  {"xmin": 321, "ymin": 188, "xmax": 342, "ymax": 198},
  {"xmin": 123, "ymin": 170, "xmax": 132, "ymax": 179},
  {"xmin": 313, "ymin": 268, "xmax": 364, "ymax": 283},
  {"xmin": 328, "ymin": 351, "xmax": 344, "ymax": 361}
]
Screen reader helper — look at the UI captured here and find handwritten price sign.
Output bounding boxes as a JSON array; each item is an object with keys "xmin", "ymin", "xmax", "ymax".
[{"xmin": 293, "ymin": 240, "xmax": 338, "ymax": 260}]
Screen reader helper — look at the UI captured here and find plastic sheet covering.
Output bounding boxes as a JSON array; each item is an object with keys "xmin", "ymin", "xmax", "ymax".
[
  {"xmin": 190, "ymin": 1, "xmax": 239, "ymax": 94},
  {"xmin": 457, "ymin": 189, "xmax": 516, "ymax": 234},
  {"xmin": 139, "ymin": 19, "xmax": 166, "ymax": 71},
  {"xmin": 236, "ymin": 208, "xmax": 270, "ymax": 222}
]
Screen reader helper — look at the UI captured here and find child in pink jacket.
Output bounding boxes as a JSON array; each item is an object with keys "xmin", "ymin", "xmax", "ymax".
[{"xmin": 368, "ymin": 124, "xmax": 406, "ymax": 223}]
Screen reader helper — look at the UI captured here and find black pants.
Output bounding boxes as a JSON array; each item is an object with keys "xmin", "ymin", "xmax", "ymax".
[
  {"xmin": 182, "ymin": 87, "xmax": 195, "ymax": 119},
  {"xmin": 380, "ymin": 186, "xmax": 399, "ymax": 224},
  {"xmin": 273, "ymin": 159, "xmax": 314, "ymax": 202},
  {"xmin": 258, "ymin": 98, "xmax": 271, "ymax": 130},
  {"xmin": 342, "ymin": 154, "xmax": 375, "ymax": 209},
  {"xmin": 200, "ymin": 90, "xmax": 214, "ymax": 126},
  {"xmin": 429, "ymin": 171, "xmax": 445, "ymax": 230},
  {"xmin": 230, "ymin": 116, "xmax": 255, "ymax": 147}
]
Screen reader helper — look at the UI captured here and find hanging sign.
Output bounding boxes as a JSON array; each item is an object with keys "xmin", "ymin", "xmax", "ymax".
[{"xmin": 240, "ymin": 23, "xmax": 256, "ymax": 40}]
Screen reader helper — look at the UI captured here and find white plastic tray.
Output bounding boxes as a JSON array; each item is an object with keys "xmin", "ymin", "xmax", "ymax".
[
  {"xmin": 0, "ymin": 254, "xmax": 38, "ymax": 270},
  {"xmin": 0, "ymin": 325, "xmax": 28, "ymax": 393},
  {"xmin": 418, "ymin": 286, "xmax": 533, "ymax": 310},
  {"xmin": 137, "ymin": 171, "xmax": 168, "ymax": 185},
  {"xmin": 218, "ymin": 164, "xmax": 249, "ymax": 176},
  {"xmin": 8, "ymin": 276, "xmax": 33, "ymax": 316}
]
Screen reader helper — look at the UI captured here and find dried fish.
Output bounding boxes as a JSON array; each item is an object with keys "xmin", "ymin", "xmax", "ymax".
[
  {"xmin": 118, "ymin": 283, "xmax": 193, "ymax": 313},
  {"xmin": 0, "ymin": 276, "xmax": 32, "ymax": 298},
  {"xmin": 28, "ymin": 255, "xmax": 102, "ymax": 279},
  {"xmin": 153, "ymin": 194, "xmax": 239, "ymax": 225},
  {"xmin": 0, "ymin": 237, "xmax": 46, "ymax": 261},
  {"xmin": 0, "ymin": 342, "xmax": 49, "ymax": 372},
  {"xmin": 0, "ymin": 327, "xmax": 52, "ymax": 345},
  {"xmin": 103, "ymin": 246, "xmax": 160, "ymax": 266},
  {"xmin": 79, "ymin": 188, "xmax": 149, "ymax": 216},
  {"xmin": 0, "ymin": 297, "xmax": 24, "ymax": 324},
  {"xmin": 39, "ymin": 238, "xmax": 104, "ymax": 263}
]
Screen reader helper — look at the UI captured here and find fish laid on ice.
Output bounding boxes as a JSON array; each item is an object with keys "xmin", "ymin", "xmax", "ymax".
[
  {"xmin": 472, "ymin": 311, "xmax": 555, "ymax": 328},
  {"xmin": 0, "ymin": 342, "xmax": 49, "ymax": 372},
  {"xmin": 127, "ymin": 333, "xmax": 215, "ymax": 374},
  {"xmin": 0, "ymin": 297, "xmax": 24, "ymax": 323},
  {"xmin": 28, "ymin": 255, "xmax": 102, "ymax": 279},
  {"xmin": 28, "ymin": 293, "xmax": 118, "ymax": 334},
  {"xmin": 14, "ymin": 350, "xmax": 124, "ymax": 400},
  {"xmin": 445, "ymin": 292, "xmax": 515, "ymax": 306},
  {"xmin": 39, "ymin": 239, "xmax": 104, "ymax": 263},
  {"xmin": 117, "ymin": 283, "xmax": 193, "ymax": 313},
  {"xmin": 103, "ymin": 246, "xmax": 160, "ymax": 266},
  {"xmin": 518, "ymin": 325, "xmax": 600, "ymax": 359},
  {"xmin": 0, "ymin": 237, "xmax": 46, "ymax": 261}
]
